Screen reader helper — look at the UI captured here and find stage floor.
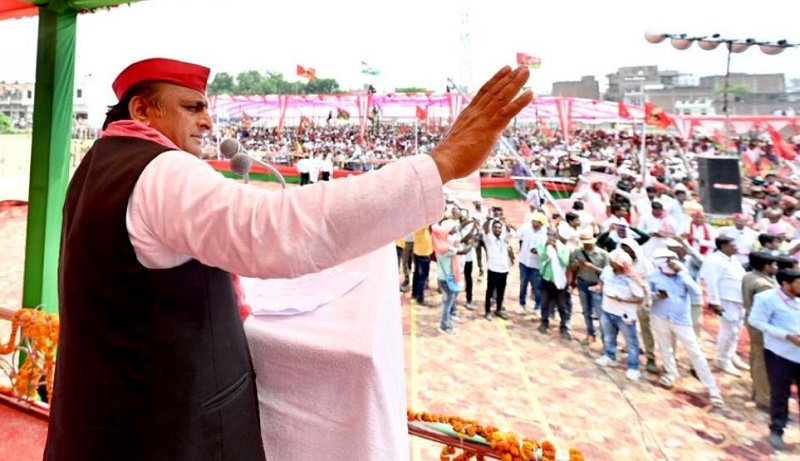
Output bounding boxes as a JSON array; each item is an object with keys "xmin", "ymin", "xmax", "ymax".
[{"xmin": 0, "ymin": 185, "xmax": 797, "ymax": 460}]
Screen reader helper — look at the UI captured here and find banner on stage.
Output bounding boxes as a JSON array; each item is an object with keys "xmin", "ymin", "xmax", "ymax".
[{"xmin": 444, "ymin": 170, "xmax": 481, "ymax": 201}]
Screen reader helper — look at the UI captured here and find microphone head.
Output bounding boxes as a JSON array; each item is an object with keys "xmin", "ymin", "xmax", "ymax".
[
  {"xmin": 219, "ymin": 138, "xmax": 241, "ymax": 159},
  {"xmin": 230, "ymin": 152, "xmax": 253, "ymax": 175}
]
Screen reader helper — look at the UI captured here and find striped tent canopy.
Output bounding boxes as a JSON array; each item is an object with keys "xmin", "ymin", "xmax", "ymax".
[{"xmin": 209, "ymin": 94, "xmax": 647, "ymax": 124}]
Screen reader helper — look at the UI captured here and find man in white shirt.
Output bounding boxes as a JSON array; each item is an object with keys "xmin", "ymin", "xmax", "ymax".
[
  {"xmin": 471, "ymin": 199, "xmax": 487, "ymax": 277},
  {"xmin": 718, "ymin": 213, "xmax": 759, "ymax": 267},
  {"xmin": 557, "ymin": 212, "xmax": 582, "ymax": 252},
  {"xmin": 681, "ymin": 211, "xmax": 716, "ymax": 257},
  {"xmin": 517, "ymin": 212, "xmax": 548, "ymax": 316},
  {"xmin": 320, "ymin": 154, "xmax": 334, "ymax": 181},
  {"xmin": 699, "ymin": 236, "xmax": 749, "ymax": 376},
  {"xmin": 51, "ymin": 57, "xmax": 534, "ymax": 460},
  {"xmin": 484, "ymin": 220, "xmax": 515, "ymax": 321},
  {"xmin": 638, "ymin": 201, "xmax": 678, "ymax": 261},
  {"xmin": 296, "ymin": 155, "xmax": 311, "ymax": 186},
  {"xmin": 572, "ymin": 200, "xmax": 597, "ymax": 235},
  {"xmin": 601, "ymin": 203, "xmax": 628, "ymax": 232}
]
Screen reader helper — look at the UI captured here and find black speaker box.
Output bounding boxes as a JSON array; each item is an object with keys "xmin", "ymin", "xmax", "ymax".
[{"xmin": 696, "ymin": 156, "xmax": 742, "ymax": 215}]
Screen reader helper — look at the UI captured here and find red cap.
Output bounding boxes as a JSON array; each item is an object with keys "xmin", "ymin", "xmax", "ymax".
[{"xmin": 112, "ymin": 58, "xmax": 210, "ymax": 100}]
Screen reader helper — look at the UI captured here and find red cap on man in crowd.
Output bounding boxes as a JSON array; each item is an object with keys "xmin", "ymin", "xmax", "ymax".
[{"xmin": 112, "ymin": 58, "xmax": 210, "ymax": 100}]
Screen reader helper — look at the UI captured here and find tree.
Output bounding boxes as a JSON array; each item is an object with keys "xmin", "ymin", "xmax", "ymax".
[
  {"xmin": 394, "ymin": 87, "xmax": 429, "ymax": 93},
  {"xmin": 234, "ymin": 70, "xmax": 266, "ymax": 95},
  {"xmin": 0, "ymin": 113, "xmax": 11, "ymax": 133},
  {"xmin": 303, "ymin": 78, "xmax": 341, "ymax": 95},
  {"xmin": 206, "ymin": 69, "xmax": 343, "ymax": 95}
]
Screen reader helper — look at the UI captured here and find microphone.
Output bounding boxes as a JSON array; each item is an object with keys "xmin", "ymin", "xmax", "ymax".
[
  {"xmin": 218, "ymin": 138, "xmax": 241, "ymax": 159},
  {"xmin": 219, "ymin": 138, "xmax": 287, "ymax": 189},
  {"xmin": 230, "ymin": 152, "xmax": 253, "ymax": 184}
]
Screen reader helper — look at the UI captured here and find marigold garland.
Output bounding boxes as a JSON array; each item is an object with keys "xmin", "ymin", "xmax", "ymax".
[
  {"xmin": 409, "ymin": 409, "xmax": 584, "ymax": 461},
  {"xmin": 0, "ymin": 308, "xmax": 59, "ymax": 403}
]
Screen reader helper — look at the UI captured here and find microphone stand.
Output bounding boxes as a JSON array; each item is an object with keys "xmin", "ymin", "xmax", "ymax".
[
  {"xmin": 248, "ymin": 155, "xmax": 286, "ymax": 190},
  {"xmin": 445, "ymin": 77, "xmax": 564, "ymax": 217}
]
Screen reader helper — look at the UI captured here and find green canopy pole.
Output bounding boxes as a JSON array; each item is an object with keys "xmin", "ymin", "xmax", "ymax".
[{"xmin": 22, "ymin": 7, "xmax": 77, "ymax": 314}]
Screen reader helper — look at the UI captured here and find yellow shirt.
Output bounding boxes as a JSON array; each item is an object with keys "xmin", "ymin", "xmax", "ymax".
[
  {"xmin": 413, "ymin": 227, "xmax": 433, "ymax": 256},
  {"xmin": 395, "ymin": 237, "xmax": 406, "ymax": 248}
]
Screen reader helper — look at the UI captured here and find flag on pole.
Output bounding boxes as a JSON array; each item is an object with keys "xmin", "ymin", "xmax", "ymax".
[
  {"xmin": 415, "ymin": 105, "xmax": 427, "ymax": 121},
  {"xmin": 516, "ymin": 52, "xmax": 541, "ymax": 69},
  {"xmin": 766, "ymin": 124, "xmax": 798, "ymax": 160},
  {"xmin": 336, "ymin": 108, "xmax": 350, "ymax": 120},
  {"xmin": 360, "ymin": 61, "xmax": 380, "ymax": 76},
  {"xmin": 296, "ymin": 65, "xmax": 317, "ymax": 80},
  {"xmin": 644, "ymin": 102, "xmax": 672, "ymax": 128},
  {"xmin": 618, "ymin": 102, "xmax": 632, "ymax": 119}
]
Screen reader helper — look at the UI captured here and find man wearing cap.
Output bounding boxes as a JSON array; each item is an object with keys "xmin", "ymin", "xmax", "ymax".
[
  {"xmin": 647, "ymin": 249, "xmax": 725, "ymax": 408},
  {"xmin": 48, "ymin": 58, "xmax": 533, "ymax": 460},
  {"xmin": 570, "ymin": 232, "xmax": 609, "ymax": 344},
  {"xmin": 699, "ymin": 235, "xmax": 749, "ymax": 376}
]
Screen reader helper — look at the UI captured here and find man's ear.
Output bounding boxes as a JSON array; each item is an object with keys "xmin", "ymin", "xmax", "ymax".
[{"xmin": 128, "ymin": 96, "xmax": 151, "ymax": 125}]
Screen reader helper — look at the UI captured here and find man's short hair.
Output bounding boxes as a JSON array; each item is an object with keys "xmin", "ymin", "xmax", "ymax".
[
  {"xmin": 651, "ymin": 201, "xmax": 664, "ymax": 210},
  {"xmin": 103, "ymin": 81, "xmax": 164, "ymax": 130},
  {"xmin": 572, "ymin": 200, "xmax": 585, "ymax": 210},
  {"xmin": 715, "ymin": 235, "xmax": 734, "ymax": 250},
  {"xmin": 748, "ymin": 251, "xmax": 776, "ymax": 272},
  {"xmin": 776, "ymin": 269, "xmax": 800, "ymax": 286},
  {"xmin": 646, "ymin": 186, "xmax": 658, "ymax": 193},
  {"xmin": 758, "ymin": 233, "xmax": 780, "ymax": 247},
  {"xmin": 775, "ymin": 255, "xmax": 798, "ymax": 271},
  {"xmin": 565, "ymin": 212, "xmax": 580, "ymax": 222}
]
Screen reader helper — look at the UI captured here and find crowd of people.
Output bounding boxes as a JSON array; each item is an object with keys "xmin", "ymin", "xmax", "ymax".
[{"xmin": 398, "ymin": 157, "xmax": 800, "ymax": 450}]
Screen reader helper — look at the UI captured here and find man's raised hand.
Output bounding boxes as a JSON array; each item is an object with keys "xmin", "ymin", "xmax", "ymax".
[{"xmin": 431, "ymin": 66, "xmax": 533, "ymax": 183}]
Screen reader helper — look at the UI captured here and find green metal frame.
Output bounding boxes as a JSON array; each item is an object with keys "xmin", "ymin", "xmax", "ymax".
[
  {"xmin": 22, "ymin": 7, "xmax": 76, "ymax": 313},
  {"xmin": 9, "ymin": 1, "xmax": 148, "ymax": 313}
]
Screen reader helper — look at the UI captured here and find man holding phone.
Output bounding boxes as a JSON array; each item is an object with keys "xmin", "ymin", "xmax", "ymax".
[{"xmin": 647, "ymin": 249, "xmax": 725, "ymax": 408}]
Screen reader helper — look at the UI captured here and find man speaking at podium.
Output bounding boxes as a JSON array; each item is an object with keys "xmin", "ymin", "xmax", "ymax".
[{"xmin": 44, "ymin": 57, "xmax": 532, "ymax": 461}]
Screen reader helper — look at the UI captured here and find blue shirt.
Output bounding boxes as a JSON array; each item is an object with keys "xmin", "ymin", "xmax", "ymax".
[
  {"xmin": 749, "ymin": 288, "xmax": 800, "ymax": 364},
  {"xmin": 647, "ymin": 270, "xmax": 702, "ymax": 326}
]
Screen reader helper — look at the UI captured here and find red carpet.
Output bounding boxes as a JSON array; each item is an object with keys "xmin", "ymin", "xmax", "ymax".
[{"xmin": 0, "ymin": 400, "xmax": 47, "ymax": 460}]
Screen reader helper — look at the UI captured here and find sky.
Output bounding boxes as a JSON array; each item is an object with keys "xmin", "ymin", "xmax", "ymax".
[{"xmin": 1, "ymin": 0, "xmax": 799, "ymax": 116}]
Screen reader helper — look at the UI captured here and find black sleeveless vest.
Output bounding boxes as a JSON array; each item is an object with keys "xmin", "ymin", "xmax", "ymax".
[{"xmin": 44, "ymin": 136, "xmax": 266, "ymax": 461}]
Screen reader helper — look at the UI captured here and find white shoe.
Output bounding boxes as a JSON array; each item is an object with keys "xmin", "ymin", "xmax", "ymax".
[
  {"xmin": 595, "ymin": 355, "xmax": 616, "ymax": 367},
  {"xmin": 516, "ymin": 305, "xmax": 526, "ymax": 315},
  {"xmin": 625, "ymin": 369, "xmax": 641, "ymax": 381},
  {"xmin": 731, "ymin": 355, "xmax": 750, "ymax": 371},
  {"xmin": 715, "ymin": 360, "xmax": 742, "ymax": 377},
  {"xmin": 709, "ymin": 394, "xmax": 725, "ymax": 408},
  {"xmin": 531, "ymin": 309, "xmax": 541, "ymax": 319}
]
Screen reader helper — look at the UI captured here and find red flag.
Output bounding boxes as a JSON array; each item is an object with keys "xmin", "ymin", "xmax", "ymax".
[
  {"xmin": 618, "ymin": 102, "xmax": 632, "ymax": 119},
  {"xmin": 296, "ymin": 65, "xmax": 317, "ymax": 80},
  {"xmin": 766, "ymin": 124, "xmax": 798, "ymax": 160},
  {"xmin": 644, "ymin": 102, "xmax": 672, "ymax": 128},
  {"xmin": 415, "ymin": 105, "xmax": 427, "ymax": 121},
  {"xmin": 742, "ymin": 153, "xmax": 759, "ymax": 176}
]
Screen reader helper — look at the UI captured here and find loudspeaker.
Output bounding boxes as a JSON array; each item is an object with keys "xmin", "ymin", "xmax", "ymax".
[{"xmin": 696, "ymin": 156, "xmax": 742, "ymax": 215}]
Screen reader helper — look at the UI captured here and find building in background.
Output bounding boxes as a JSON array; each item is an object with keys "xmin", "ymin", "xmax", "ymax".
[
  {"xmin": 551, "ymin": 76, "xmax": 600, "ymax": 100},
  {"xmin": 0, "ymin": 79, "xmax": 89, "ymax": 128},
  {"xmin": 603, "ymin": 65, "xmax": 795, "ymax": 116}
]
